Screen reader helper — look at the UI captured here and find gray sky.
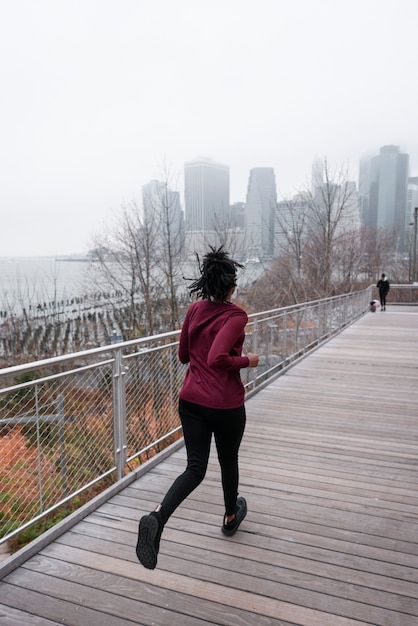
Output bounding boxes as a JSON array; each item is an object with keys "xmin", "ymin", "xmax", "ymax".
[{"xmin": 1, "ymin": 0, "xmax": 417, "ymax": 257}]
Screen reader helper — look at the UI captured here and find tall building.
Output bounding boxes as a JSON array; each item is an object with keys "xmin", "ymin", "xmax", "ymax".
[
  {"xmin": 406, "ymin": 177, "xmax": 418, "ymax": 255},
  {"xmin": 229, "ymin": 202, "xmax": 245, "ymax": 230},
  {"xmin": 359, "ymin": 145, "xmax": 410, "ymax": 248},
  {"xmin": 142, "ymin": 179, "xmax": 184, "ymax": 255},
  {"xmin": 184, "ymin": 157, "xmax": 230, "ymax": 255},
  {"xmin": 245, "ymin": 167, "xmax": 277, "ymax": 259},
  {"xmin": 407, "ymin": 177, "xmax": 418, "ymax": 229},
  {"xmin": 358, "ymin": 154, "xmax": 374, "ymax": 227},
  {"xmin": 275, "ymin": 194, "xmax": 309, "ymax": 256},
  {"xmin": 311, "ymin": 157, "xmax": 324, "ymax": 193}
]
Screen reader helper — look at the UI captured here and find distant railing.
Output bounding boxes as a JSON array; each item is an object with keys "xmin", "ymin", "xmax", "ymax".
[
  {"xmin": 372, "ymin": 283, "xmax": 418, "ymax": 305},
  {"xmin": 0, "ymin": 287, "xmax": 375, "ymax": 545}
]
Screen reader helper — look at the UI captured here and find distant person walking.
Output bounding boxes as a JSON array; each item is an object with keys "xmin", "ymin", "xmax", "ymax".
[
  {"xmin": 135, "ymin": 247, "xmax": 259, "ymax": 570},
  {"xmin": 377, "ymin": 273, "xmax": 390, "ymax": 310}
]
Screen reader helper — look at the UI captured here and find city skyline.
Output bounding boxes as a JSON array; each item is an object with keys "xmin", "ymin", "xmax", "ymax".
[
  {"xmin": 2, "ymin": 145, "xmax": 415, "ymax": 260},
  {"xmin": 1, "ymin": 0, "xmax": 418, "ymax": 257}
]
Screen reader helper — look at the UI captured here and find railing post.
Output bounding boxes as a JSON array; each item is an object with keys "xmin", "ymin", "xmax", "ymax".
[
  {"xmin": 252, "ymin": 318, "xmax": 258, "ymax": 389},
  {"xmin": 112, "ymin": 347, "xmax": 127, "ymax": 481},
  {"xmin": 57, "ymin": 394, "xmax": 68, "ymax": 499},
  {"xmin": 319, "ymin": 301, "xmax": 325, "ymax": 340},
  {"xmin": 35, "ymin": 385, "xmax": 44, "ymax": 514},
  {"xmin": 412, "ymin": 206, "xmax": 418, "ymax": 284},
  {"xmin": 266, "ymin": 323, "xmax": 271, "ymax": 366},
  {"xmin": 283, "ymin": 310, "xmax": 287, "ymax": 362}
]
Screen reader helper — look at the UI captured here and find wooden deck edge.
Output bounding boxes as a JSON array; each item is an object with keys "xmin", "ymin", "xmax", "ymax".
[{"xmin": 0, "ymin": 438, "xmax": 185, "ymax": 580}]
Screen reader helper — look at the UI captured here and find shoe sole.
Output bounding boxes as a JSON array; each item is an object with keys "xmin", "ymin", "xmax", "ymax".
[
  {"xmin": 136, "ymin": 514, "xmax": 159, "ymax": 569},
  {"xmin": 222, "ymin": 497, "xmax": 247, "ymax": 536}
]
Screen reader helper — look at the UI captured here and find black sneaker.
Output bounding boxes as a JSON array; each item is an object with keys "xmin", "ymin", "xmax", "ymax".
[
  {"xmin": 222, "ymin": 496, "xmax": 247, "ymax": 536},
  {"xmin": 136, "ymin": 511, "xmax": 163, "ymax": 569}
]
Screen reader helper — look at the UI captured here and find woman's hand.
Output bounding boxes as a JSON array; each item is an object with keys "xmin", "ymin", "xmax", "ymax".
[{"xmin": 247, "ymin": 352, "xmax": 259, "ymax": 367}]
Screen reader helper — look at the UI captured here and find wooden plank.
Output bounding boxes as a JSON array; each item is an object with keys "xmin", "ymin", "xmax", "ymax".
[
  {"xmin": 19, "ymin": 555, "xmax": 292, "ymax": 626},
  {"xmin": 85, "ymin": 509, "xmax": 418, "ymax": 568},
  {"xmin": 0, "ymin": 603, "xmax": 62, "ymax": 626},
  {"xmin": 0, "ymin": 583, "xmax": 141, "ymax": 626},
  {"xmin": 51, "ymin": 517, "xmax": 418, "ymax": 594},
  {"xmin": 22, "ymin": 543, "xmax": 396, "ymax": 626}
]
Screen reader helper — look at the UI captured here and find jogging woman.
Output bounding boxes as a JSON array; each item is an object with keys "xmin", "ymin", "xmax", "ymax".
[{"xmin": 136, "ymin": 247, "xmax": 259, "ymax": 569}]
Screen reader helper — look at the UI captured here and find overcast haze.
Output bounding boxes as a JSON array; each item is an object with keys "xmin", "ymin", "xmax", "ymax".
[{"xmin": 1, "ymin": 0, "xmax": 417, "ymax": 257}]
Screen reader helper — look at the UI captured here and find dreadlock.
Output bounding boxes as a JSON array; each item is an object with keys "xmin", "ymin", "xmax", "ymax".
[{"xmin": 187, "ymin": 246, "xmax": 244, "ymax": 302}]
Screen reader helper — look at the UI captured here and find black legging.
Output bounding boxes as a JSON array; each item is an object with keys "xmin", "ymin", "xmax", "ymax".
[
  {"xmin": 379, "ymin": 291, "xmax": 387, "ymax": 307},
  {"xmin": 159, "ymin": 398, "xmax": 246, "ymax": 523}
]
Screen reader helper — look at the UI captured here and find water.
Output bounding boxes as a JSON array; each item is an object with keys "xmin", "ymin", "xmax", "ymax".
[
  {"xmin": 0, "ymin": 255, "xmax": 268, "ymax": 361},
  {"xmin": 0, "ymin": 257, "xmax": 90, "ymax": 314},
  {"xmin": 0, "ymin": 256, "xmax": 267, "ymax": 316}
]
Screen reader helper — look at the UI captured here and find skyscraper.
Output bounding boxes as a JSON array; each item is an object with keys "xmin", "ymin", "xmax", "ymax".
[
  {"xmin": 142, "ymin": 179, "xmax": 184, "ymax": 255},
  {"xmin": 184, "ymin": 158, "xmax": 230, "ymax": 255},
  {"xmin": 359, "ymin": 145, "xmax": 409, "ymax": 248},
  {"xmin": 245, "ymin": 167, "xmax": 277, "ymax": 259},
  {"xmin": 407, "ymin": 177, "xmax": 418, "ymax": 250},
  {"xmin": 358, "ymin": 154, "xmax": 374, "ymax": 227}
]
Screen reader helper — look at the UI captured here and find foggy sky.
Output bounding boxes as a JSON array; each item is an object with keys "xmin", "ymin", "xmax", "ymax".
[{"xmin": 1, "ymin": 0, "xmax": 417, "ymax": 257}]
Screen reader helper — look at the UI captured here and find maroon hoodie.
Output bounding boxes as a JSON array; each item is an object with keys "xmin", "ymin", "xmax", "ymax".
[{"xmin": 178, "ymin": 299, "xmax": 250, "ymax": 409}]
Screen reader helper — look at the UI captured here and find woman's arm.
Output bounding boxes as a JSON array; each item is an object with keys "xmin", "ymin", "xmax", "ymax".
[
  {"xmin": 207, "ymin": 313, "xmax": 250, "ymax": 370},
  {"xmin": 178, "ymin": 312, "xmax": 190, "ymax": 364}
]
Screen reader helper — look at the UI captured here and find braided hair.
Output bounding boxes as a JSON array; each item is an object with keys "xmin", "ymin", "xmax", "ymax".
[{"xmin": 188, "ymin": 246, "xmax": 244, "ymax": 302}]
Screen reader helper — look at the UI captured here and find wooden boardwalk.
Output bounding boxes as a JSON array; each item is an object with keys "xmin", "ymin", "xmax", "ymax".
[{"xmin": 0, "ymin": 306, "xmax": 417, "ymax": 626}]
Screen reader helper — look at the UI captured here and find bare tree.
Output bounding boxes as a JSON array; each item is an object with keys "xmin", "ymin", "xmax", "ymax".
[
  {"xmin": 209, "ymin": 210, "xmax": 247, "ymax": 260},
  {"xmin": 89, "ymin": 197, "xmax": 160, "ymax": 337},
  {"xmin": 359, "ymin": 226, "xmax": 398, "ymax": 282},
  {"xmin": 334, "ymin": 227, "xmax": 367, "ymax": 290},
  {"xmin": 142, "ymin": 164, "xmax": 185, "ymax": 331},
  {"xmin": 275, "ymin": 195, "xmax": 308, "ymax": 280},
  {"xmin": 251, "ymin": 159, "xmax": 371, "ymax": 307},
  {"xmin": 297, "ymin": 159, "xmax": 361, "ymax": 297}
]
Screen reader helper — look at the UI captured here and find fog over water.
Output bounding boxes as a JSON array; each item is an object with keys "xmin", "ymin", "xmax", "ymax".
[
  {"xmin": 0, "ymin": 258, "xmax": 89, "ymax": 306},
  {"xmin": 0, "ymin": 257, "xmax": 266, "ymax": 316}
]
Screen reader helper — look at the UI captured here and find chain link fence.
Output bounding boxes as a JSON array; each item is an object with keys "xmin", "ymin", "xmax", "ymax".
[{"xmin": 0, "ymin": 289, "xmax": 373, "ymax": 545}]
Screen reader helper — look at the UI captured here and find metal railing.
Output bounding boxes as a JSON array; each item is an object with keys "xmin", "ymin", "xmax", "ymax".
[
  {"xmin": 0, "ymin": 287, "xmax": 374, "ymax": 545},
  {"xmin": 373, "ymin": 283, "xmax": 418, "ymax": 305}
]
